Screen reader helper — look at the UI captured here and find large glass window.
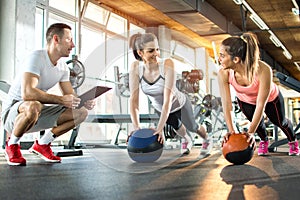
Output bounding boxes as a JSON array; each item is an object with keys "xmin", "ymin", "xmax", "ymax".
[
  {"xmin": 84, "ymin": 2, "xmax": 109, "ymax": 25},
  {"xmin": 171, "ymin": 41, "xmax": 194, "ymax": 74},
  {"xmin": 35, "ymin": 7, "xmax": 45, "ymax": 49},
  {"xmin": 107, "ymin": 13, "xmax": 127, "ymax": 37},
  {"xmin": 49, "ymin": 0, "xmax": 76, "ymax": 17},
  {"xmin": 80, "ymin": 25, "xmax": 104, "ymax": 61}
]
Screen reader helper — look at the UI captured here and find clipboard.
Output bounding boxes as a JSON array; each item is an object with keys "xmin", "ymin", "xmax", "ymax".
[{"xmin": 78, "ymin": 86, "xmax": 112, "ymax": 107}]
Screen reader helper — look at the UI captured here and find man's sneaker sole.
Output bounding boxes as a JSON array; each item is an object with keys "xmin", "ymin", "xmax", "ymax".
[
  {"xmin": 4, "ymin": 152, "xmax": 26, "ymax": 166},
  {"xmin": 29, "ymin": 148, "xmax": 61, "ymax": 163}
]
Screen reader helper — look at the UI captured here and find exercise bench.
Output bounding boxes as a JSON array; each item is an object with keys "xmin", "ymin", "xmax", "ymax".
[{"xmin": 68, "ymin": 114, "xmax": 160, "ymax": 146}]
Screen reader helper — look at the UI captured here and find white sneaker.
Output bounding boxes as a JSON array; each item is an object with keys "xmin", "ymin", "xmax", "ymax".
[
  {"xmin": 180, "ymin": 136, "xmax": 193, "ymax": 155},
  {"xmin": 199, "ymin": 137, "xmax": 213, "ymax": 159}
]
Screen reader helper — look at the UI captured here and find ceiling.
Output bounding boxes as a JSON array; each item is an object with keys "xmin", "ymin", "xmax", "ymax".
[{"xmin": 91, "ymin": 0, "xmax": 300, "ymax": 83}]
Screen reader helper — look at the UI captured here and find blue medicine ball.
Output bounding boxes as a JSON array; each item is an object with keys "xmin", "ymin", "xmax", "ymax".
[{"xmin": 127, "ymin": 128, "xmax": 163, "ymax": 163}]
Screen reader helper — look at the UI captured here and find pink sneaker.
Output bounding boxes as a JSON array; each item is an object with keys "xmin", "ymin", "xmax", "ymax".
[
  {"xmin": 199, "ymin": 137, "xmax": 213, "ymax": 159},
  {"xmin": 180, "ymin": 137, "xmax": 193, "ymax": 155},
  {"xmin": 29, "ymin": 140, "xmax": 61, "ymax": 162},
  {"xmin": 288, "ymin": 141, "xmax": 300, "ymax": 156},
  {"xmin": 5, "ymin": 142, "xmax": 26, "ymax": 166},
  {"xmin": 258, "ymin": 140, "xmax": 269, "ymax": 156}
]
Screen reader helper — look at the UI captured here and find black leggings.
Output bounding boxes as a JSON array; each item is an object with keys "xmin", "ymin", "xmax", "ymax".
[{"xmin": 237, "ymin": 92, "xmax": 295, "ymax": 142}]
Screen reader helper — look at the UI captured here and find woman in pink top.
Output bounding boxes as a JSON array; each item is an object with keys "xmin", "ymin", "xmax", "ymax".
[{"xmin": 218, "ymin": 32, "xmax": 299, "ymax": 156}]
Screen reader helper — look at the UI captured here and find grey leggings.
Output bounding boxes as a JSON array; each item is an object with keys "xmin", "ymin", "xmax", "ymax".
[{"xmin": 155, "ymin": 96, "xmax": 199, "ymax": 132}]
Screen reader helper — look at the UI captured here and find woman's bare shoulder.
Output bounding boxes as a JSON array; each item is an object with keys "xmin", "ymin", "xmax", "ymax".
[
  {"xmin": 130, "ymin": 60, "xmax": 140, "ymax": 77},
  {"xmin": 218, "ymin": 68, "xmax": 230, "ymax": 81},
  {"xmin": 130, "ymin": 60, "xmax": 140, "ymax": 70},
  {"xmin": 257, "ymin": 60, "xmax": 272, "ymax": 74},
  {"xmin": 164, "ymin": 58, "xmax": 174, "ymax": 66}
]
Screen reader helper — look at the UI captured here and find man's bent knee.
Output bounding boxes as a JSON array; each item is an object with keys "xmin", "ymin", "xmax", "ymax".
[
  {"xmin": 20, "ymin": 101, "xmax": 43, "ymax": 112},
  {"xmin": 77, "ymin": 107, "xmax": 88, "ymax": 122},
  {"xmin": 20, "ymin": 101, "xmax": 43, "ymax": 119},
  {"xmin": 65, "ymin": 107, "xmax": 88, "ymax": 124}
]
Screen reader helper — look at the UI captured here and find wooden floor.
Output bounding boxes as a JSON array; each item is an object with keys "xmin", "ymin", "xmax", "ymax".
[{"xmin": 0, "ymin": 142, "xmax": 300, "ymax": 200}]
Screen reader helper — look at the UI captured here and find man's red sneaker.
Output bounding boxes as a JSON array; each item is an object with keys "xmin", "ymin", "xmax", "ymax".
[
  {"xmin": 5, "ymin": 142, "xmax": 26, "ymax": 166},
  {"xmin": 29, "ymin": 140, "xmax": 61, "ymax": 162}
]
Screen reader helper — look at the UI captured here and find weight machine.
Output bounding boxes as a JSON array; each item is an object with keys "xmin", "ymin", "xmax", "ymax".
[
  {"xmin": 55, "ymin": 55, "xmax": 86, "ymax": 156},
  {"xmin": 175, "ymin": 69, "xmax": 227, "ymax": 145}
]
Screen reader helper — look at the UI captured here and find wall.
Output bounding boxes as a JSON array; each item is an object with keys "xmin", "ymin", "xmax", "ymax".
[
  {"xmin": 0, "ymin": 0, "xmax": 35, "ymax": 83},
  {"xmin": 0, "ymin": 0, "xmax": 16, "ymax": 82},
  {"xmin": 0, "ymin": 0, "xmax": 36, "ymax": 146}
]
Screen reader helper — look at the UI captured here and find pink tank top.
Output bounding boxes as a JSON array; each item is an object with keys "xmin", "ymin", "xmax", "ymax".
[{"xmin": 228, "ymin": 69, "xmax": 279, "ymax": 105}]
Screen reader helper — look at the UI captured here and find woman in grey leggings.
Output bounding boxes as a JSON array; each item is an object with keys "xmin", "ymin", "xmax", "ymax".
[{"xmin": 128, "ymin": 32, "xmax": 213, "ymax": 158}]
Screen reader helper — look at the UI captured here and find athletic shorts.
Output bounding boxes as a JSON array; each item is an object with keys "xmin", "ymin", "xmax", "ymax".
[{"xmin": 2, "ymin": 100, "xmax": 66, "ymax": 133}]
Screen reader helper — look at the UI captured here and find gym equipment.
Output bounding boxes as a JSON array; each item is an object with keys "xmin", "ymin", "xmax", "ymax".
[
  {"xmin": 176, "ymin": 68, "xmax": 226, "ymax": 144},
  {"xmin": 86, "ymin": 114, "xmax": 159, "ymax": 123},
  {"xmin": 67, "ymin": 55, "xmax": 85, "ymax": 89},
  {"xmin": 176, "ymin": 69, "xmax": 203, "ymax": 93},
  {"xmin": 114, "ymin": 66, "xmax": 130, "ymax": 98},
  {"xmin": 127, "ymin": 128, "xmax": 163, "ymax": 163},
  {"xmin": 275, "ymin": 72, "xmax": 300, "ymax": 93},
  {"xmin": 55, "ymin": 55, "xmax": 86, "ymax": 156},
  {"xmin": 0, "ymin": 81, "xmax": 11, "ymax": 149},
  {"xmin": 77, "ymin": 114, "xmax": 159, "ymax": 146},
  {"xmin": 268, "ymin": 72, "xmax": 300, "ymax": 152},
  {"xmin": 193, "ymin": 94, "xmax": 226, "ymax": 142},
  {"xmin": 222, "ymin": 133, "xmax": 255, "ymax": 165},
  {"xmin": 85, "ymin": 66, "xmax": 130, "ymax": 97}
]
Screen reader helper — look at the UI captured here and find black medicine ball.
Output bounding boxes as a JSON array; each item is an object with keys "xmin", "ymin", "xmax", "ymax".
[{"xmin": 222, "ymin": 133, "xmax": 255, "ymax": 165}]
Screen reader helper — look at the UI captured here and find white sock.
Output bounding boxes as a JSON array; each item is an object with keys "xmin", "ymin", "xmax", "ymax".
[
  {"xmin": 184, "ymin": 135, "xmax": 192, "ymax": 142},
  {"xmin": 38, "ymin": 130, "xmax": 57, "ymax": 145},
  {"xmin": 8, "ymin": 134, "xmax": 21, "ymax": 146}
]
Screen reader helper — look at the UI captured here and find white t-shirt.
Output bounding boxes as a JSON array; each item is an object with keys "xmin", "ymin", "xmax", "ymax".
[{"xmin": 2, "ymin": 49, "xmax": 70, "ymax": 111}]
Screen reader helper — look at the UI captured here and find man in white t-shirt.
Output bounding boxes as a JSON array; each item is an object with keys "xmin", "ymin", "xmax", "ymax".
[{"xmin": 1, "ymin": 23, "xmax": 95, "ymax": 166}]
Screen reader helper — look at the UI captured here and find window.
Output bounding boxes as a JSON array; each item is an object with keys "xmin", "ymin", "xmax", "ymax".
[
  {"xmin": 84, "ymin": 2, "xmax": 109, "ymax": 25},
  {"xmin": 171, "ymin": 41, "xmax": 194, "ymax": 74},
  {"xmin": 107, "ymin": 13, "xmax": 127, "ymax": 37},
  {"xmin": 35, "ymin": 7, "xmax": 45, "ymax": 49},
  {"xmin": 80, "ymin": 25, "xmax": 104, "ymax": 61},
  {"xmin": 49, "ymin": 0, "xmax": 76, "ymax": 17}
]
